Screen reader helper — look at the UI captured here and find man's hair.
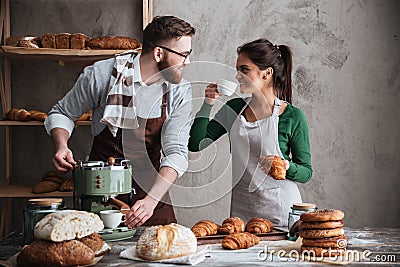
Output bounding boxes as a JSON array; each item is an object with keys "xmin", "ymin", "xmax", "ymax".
[{"xmin": 142, "ymin": 16, "xmax": 195, "ymax": 54}]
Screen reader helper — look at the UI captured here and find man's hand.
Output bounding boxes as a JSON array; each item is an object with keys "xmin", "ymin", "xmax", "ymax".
[
  {"xmin": 125, "ymin": 196, "xmax": 158, "ymax": 228},
  {"xmin": 51, "ymin": 128, "xmax": 76, "ymax": 173},
  {"xmin": 53, "ymin": 147, "xmax": 76, "ymax": 172}
]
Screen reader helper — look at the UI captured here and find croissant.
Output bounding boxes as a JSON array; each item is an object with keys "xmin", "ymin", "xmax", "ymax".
[
  {"xmin": 245, "ymin": 218, "xmax": 274, "ymax": 234},
  {"xmin": 191, "ymin": 220, "xmax": 220, "ymax": 237},
  {"xmin": 219, "ymin": 217, "xmax": 245, "ymax": 235},
  {"xmin": 222, "ymin": 232, "xmax": 260, "ymax": 250},
  {"xmin": 269, "ymin": 156, "xmax": 286, "ymax": 180}
]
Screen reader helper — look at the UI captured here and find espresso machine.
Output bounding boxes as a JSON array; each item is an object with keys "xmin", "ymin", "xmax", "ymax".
[{"xmin": 73, "ymin": 157, "xmax": 136, "ymax": 241}]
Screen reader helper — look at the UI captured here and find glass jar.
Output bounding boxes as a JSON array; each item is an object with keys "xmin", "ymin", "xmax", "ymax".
[
  {"xmin": 23, "ymin": 198, "xmax": 65, "ymax": 244},
  {"xmin": 288, "ymin": 203, "xmax": 317, "ymax": 241}
]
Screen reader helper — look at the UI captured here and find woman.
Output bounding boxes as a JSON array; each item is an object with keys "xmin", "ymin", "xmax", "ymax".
[{"xmin": 188, "ymin": 39, "xmax": 312, "ymax": 226}]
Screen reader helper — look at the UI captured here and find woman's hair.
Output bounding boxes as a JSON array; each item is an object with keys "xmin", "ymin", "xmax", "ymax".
[
  {"xmin": 142, "ymin": 16, "xmax": 196, "ymax": 54},
  {"xmin": 237, "ymin": 38, "xmax": 293, "ymax": 103}
]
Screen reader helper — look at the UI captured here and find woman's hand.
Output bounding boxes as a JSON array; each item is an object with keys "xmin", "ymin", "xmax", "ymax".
[{"xmin": 205, "ymin": 83, "xmax": 222, "ymax": 105}]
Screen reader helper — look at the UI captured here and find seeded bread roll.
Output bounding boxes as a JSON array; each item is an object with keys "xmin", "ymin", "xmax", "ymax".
[{"xmin": 34, "ymin": 210, "xmax": 104, "ymax": 242}]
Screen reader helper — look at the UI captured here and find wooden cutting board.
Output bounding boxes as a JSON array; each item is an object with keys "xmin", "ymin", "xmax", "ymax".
[{"xmin": 196, "ymin": 228, "xmax": 288, "ymax": 245}]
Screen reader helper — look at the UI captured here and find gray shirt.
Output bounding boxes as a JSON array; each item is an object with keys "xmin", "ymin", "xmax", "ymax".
[{"xmin": 44, "ymin": 55, "xmax": 192, "ymax": 176}]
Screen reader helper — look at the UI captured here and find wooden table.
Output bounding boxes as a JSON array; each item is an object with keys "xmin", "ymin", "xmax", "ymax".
[
  {"xmin": 96, "ymin": 227, "xmax": 400, "ymax": 266},
  {"xmin": 0, "ymin": 227, "xmax": 399, "ymax": 266}
]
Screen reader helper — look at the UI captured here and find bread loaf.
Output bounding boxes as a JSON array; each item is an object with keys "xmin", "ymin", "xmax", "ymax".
[
  {"xmin": 34, "ymin": 210, "xmax": 104, "ymax": 242},
  {"xmin": 219, "ymin": 217, "xmax": 245, "ymax": 235},
  {"xmin": 17, "ymin": 239, "xmax": 95, "ymax": 267},
  {"xmin": 87, "ymin": 36, "xmax": 141, "ymax": 50},
  {"xmin": 6, "ymin": 108, "xmax": 31, "ymax": 121},
  {"xmin": 41, "ymin": 33, "xmax": 56, "ymax": 48},
  {"xmin": 191, "ymin": 220, "xmax": 220, "ymax": 237},
  {"xmin": 135, "ymin": 223, "xmax": 197, "ymax": 261},
  {"xmin": 56, "ymin": 33, "xmax": 71, "ymax": 49},
  {"xmin": 222, "ymin": 232, "xmax": 260, "ymax": 250},
  {"xmin": 70, "ymin": 33, "xmax": 88, "ymax": 49}
]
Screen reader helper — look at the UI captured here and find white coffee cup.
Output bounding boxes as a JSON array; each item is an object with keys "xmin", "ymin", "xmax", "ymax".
[
  {"xmin": 99, "ymin": 210, "xmax": 125, "ymax": 229},
  {"xmin": 217, "ymin": 79, "xmax": 237, "ymax": 96}
]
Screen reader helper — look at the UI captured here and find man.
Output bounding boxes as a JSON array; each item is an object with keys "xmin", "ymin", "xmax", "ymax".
[{"xmin": 44, "ymin": 16, "xmax": 195, "ymax": 228}]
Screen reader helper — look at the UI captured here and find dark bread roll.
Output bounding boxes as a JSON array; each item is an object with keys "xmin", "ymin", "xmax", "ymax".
[
  {"xmin": 41, "ymin": 33, "xmax": 56, "ymax": 48},
  {"xmin": 16, "ymin": 239, "xmax": 95, "ymax": 267},
  {"xmin": 32, "ymin": 181, "xmax": 59, "ymax": 193},
  {"xmin": 42, "ymin": 176, "xmax": 63, "ymax": 184},
  {"xmin": 58, "ymin": 179, "xmax": 74, "ymax": 192},
  {"xmin": 87, "ymin": 36, "xmax": 141, "ymax": 50},
  {"xmin": 70, "ymin": 33, "xmax": 89, "ymax": 49}
]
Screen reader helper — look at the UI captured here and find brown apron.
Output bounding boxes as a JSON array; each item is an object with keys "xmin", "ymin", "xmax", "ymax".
[{"xmin": 89, "ymin": 84, "xmax": 177, "ymax": 225}]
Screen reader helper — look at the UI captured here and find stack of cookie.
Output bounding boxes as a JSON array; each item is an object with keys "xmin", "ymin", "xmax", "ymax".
[{"xmin": 299, "ymin": 209, "xmax": 347, "ymax": 257}]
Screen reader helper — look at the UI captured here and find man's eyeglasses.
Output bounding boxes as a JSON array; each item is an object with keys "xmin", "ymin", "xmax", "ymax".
[{"xmin": 157, "ymin": 45, "xmax": 192, "ymax": 62}]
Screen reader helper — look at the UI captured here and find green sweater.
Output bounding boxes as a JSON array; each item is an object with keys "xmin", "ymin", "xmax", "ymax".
[{"xmin": 189, "ymin": 98, "xmax": 312, "ymax": 183}]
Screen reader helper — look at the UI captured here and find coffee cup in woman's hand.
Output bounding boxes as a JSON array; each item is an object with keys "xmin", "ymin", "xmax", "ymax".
[{"xmin": 205, "ymin": 83, "xmax": 222, "ymax": 105}]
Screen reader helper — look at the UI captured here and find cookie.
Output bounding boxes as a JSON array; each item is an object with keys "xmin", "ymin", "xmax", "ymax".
[
  {"xmin": 299, "ymin": 227, "xmax": 344, "ymax": 239},
  {"xmin": 300, "ymin": 209, "xmax": 344, "ymax": 222},
  {"xmin": 301, "ymin": 245, "xmax": 346, "ymax": 257},
  {"xmin": 302, "ymin": 235, "xmax": 348, "ymax": 248},
  {"xmin": 300, "ymin": 220, "xmax": 344, "ymax": 229}
]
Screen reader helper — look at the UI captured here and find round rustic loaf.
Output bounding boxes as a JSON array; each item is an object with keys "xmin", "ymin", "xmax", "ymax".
[
  {"xmin": 136, "ymin": 223, "xmax": 197, "ymax": 261},
  {"xmin": 16, "ymin": 239, "xmax": 95, "ymax": 267}
]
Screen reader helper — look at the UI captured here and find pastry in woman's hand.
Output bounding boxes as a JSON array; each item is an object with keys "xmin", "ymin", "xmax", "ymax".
[{"xmin": 259, "ymin": 155, "xmax": 286, "ymax": 180}]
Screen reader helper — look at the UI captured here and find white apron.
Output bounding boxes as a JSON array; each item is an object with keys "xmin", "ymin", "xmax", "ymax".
[{"xmin": 230, "ymin": 98, "xmax": 302, "ymax": 227}]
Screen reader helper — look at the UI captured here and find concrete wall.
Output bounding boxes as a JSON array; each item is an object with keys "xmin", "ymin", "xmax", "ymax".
[{"xmin": 1, "ymin": 0, "xmax": 399, "ymax": 230}]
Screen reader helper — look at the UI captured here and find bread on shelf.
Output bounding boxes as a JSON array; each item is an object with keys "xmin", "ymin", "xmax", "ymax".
[{"xmin": 87, "ymin": 36, "xmax": 141, "ymax": 50}]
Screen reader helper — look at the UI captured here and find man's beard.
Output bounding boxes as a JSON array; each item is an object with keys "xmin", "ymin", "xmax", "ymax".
[{"xmin": 157, "ymin": 56, "xmax": 183, "ymax": 84}]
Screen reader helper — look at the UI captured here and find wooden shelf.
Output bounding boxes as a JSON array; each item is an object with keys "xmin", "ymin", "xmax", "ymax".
[
  {"xmin": 0, "ymin": 184, "xmax": 73, "ymax": 198},
  {"xmin": 0, "ymin": 120, "xmax": 91, "ymax": 126},
  {"xmin": 0, "ymin": 45, "xmax": 138, "ymax": 62}
]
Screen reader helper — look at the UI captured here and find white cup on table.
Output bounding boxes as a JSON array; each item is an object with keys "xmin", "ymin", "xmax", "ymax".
[
  {"xmin": 99, "ymin": 210, "xmax": 125, "ymax": 229},
  {"xmin": 217, "ymin": 79, "xmax": 237, "ymax": 96}
]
